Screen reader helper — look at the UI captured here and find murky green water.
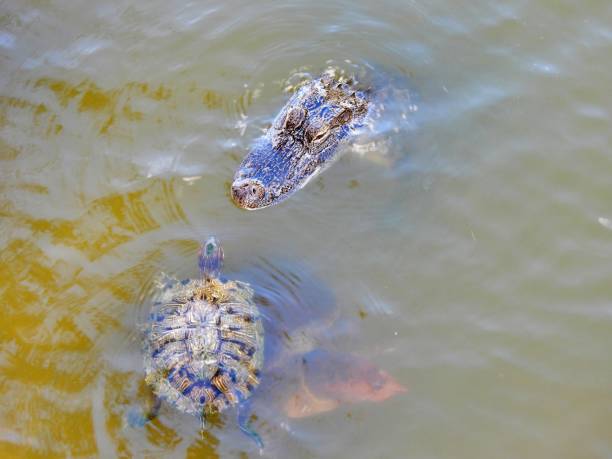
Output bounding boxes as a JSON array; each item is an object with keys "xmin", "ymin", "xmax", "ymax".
[{"xmin": 2, "ymin": 1, "xmax": 612, "ymax": 458}]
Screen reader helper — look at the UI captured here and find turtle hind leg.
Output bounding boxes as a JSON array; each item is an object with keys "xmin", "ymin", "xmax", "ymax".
[
  {"xmin": 126, "ymin": 386, "xmax": 162, "ymax": 428},
  {"xmin": 126, "ymin": 408, "xmax": 149, "ymax": 428},
  {"xmin": 237, "ymin": 399, "xmax": 264, "ymax": 450}
]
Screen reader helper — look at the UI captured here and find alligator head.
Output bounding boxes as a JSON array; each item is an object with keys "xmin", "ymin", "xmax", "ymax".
[{"xmin": 231, "ymin": 74, "xmax": 370, "ymax": 209}]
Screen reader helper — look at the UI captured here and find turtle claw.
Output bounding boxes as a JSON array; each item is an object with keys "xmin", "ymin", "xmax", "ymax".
[
  {"xmin": 239, "ymin": 424, "xmax": 263, "ymax": 455},
  {"xmin": 239, "ymin": 422, "xmax": 264, "ymax": 451},
  {"xmin": 126, "ymin": 391, "xmax": 161, "ymax": 429},
  {"xmin": 237, "ymin": 401, "xmax": 264, "ymax": 450}
]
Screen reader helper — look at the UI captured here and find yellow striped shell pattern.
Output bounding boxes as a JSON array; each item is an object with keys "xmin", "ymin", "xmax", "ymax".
[{"xmin": 143, "ymin": 276, "xmax": 264, "ymax": 417}]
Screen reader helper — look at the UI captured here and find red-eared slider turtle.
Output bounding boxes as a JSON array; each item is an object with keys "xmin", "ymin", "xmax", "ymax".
[{"xmin": 133, "ymin": 236, "xmax": 265, "ymax": 447}]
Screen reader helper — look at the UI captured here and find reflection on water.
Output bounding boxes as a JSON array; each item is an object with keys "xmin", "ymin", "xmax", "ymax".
[
  {"xmin": 2, "ymin": 0, "xmax": 612, "ymax": 458},
  {"xmin": 0, "ymin": 183, "xmax": 187, "ymax": 456}
]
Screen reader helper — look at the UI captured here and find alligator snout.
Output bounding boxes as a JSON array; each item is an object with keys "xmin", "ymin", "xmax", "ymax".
[{"xmin": 231, "ymin": 179, "xmax": 267, "ymax": 209}]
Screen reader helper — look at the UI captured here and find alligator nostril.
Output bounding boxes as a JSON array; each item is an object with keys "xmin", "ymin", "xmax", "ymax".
[
  {"xmin": 231, "ymin": 179, "xmax": 265, "ymax": 209},
  {"xmin": 230, "ymin": 183, "xmax": 244, "ymax": 202}
]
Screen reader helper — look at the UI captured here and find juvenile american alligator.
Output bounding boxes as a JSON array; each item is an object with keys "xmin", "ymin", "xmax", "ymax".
[{"xmin": 231, "ymin": 72, "xmax": 371, "ymax": 209}]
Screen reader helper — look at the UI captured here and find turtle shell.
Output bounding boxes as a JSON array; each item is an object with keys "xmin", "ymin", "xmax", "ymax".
[{"xmin": 143, "ymin": 276, "xmax": 264, "ymax": 416}]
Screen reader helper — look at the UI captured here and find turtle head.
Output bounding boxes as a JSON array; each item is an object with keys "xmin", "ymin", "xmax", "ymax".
[{"xmin": 198, "ymin": 236, "xmax": 224, "ymax": 281}]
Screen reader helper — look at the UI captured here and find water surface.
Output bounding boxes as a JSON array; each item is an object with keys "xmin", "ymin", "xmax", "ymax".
[{"xmin": 1, "ymin": 1, "xmax": 612, "ymax": 458}]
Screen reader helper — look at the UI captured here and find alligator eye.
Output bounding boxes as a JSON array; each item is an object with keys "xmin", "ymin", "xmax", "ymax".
[
  {"xmin": 305, "ymin": 124, "xmax": 330, "ymax": 145},
  {"xmin": 312, "ymin": 129, "xmax": 330, "ymax": 143},
  {"xmin": 283, "ymin": 107, "xmax": 306, "ymax": 129},
  {"xmin": 338, "ymin": 110, "xmax": 351, "ymax": 124}
]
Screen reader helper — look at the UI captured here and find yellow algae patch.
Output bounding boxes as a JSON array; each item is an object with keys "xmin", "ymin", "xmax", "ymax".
[
  {"xmin": 22, "ymin": 179, "xmax": 187, "ymax": 260},
  {"xmin": 0, "ymin": 240, "xmax": 94, "ymax": 360},
  {"xmin": 146, "ymin": 417, "xmax": 182, "ymax": 450},
  {"xmin": 122, "ymin": 103, "xmax": 144, "ymax": 121},
  {"xmin": 99, "ymin": 114, "xmax": 115, "ymax": 135},
  {"xmin": 2, "ymin": 76, "xmax": 263, "ymax": 145},
  {"xmin": 15, "ymin": 392, "xmax": 98, "ymax": 457},
  {"xmin": 0, "ymin": 442, "xmax": 65, "ymax": 459},
  {"xmin": 0, "ymin": 95, "xmax": 62, "ymax": 137},
  {"xmin": 0, "ymin": 239, "xmax": 50, "ymax": 308},
  {"xmin": 131, "ymin": 81, "xmax": 149, "ymax": 94},
  {"xmin": 18, "ymin": 77, "xmax": 262, "ymax": 140},
  {"xmin": 0, "ymin": 141, "xmax": 20, "ymax": 160},
  {"xmin": 78, "ymin": 87, "xmax": 114, "ymax": 112},
  {"xmin": 34, "ymin": 78, "xmax": 81, "ymax": 107},
  {"xmin": 104, "ymin": 371, "xmax": 163, "ymax": 458},
  {"xmin": 31, "ymin": 79, "xmax": 124, "ymax": 136},
  {"xmin": 202, "ymin": 89, "xmax": 224, "ymax": 110},
  {"xmin": 47, "ymin": 80, "xmax": 81, "ymax": 107},
  {"xmin": 0, "ymin": 240, "xmax": 88, "ymax": 337},
  {"xmin": 103, "ymin": 263, "xmax": 158, "ymax": 305},
  {"xmin": 0, "ymin": 96, "xmax": 37, "ymax": 118},
  {"xmin": 31, "ymin": 78, "xmax": 167, "ymax": 135},
  {"xmin": 0, "ymin": 95, "xmax": 37, "ymax": 110},
  {"xmin": 0, "ymin": 310, "xmax": 42, "ymax": 344},
  {"xmin": 186, "ymin": 434, "xmax": 221, "ymax": 459},
  {"xmin": 34, "ymin": 103, "xmax": 47, "ymax": 115},
  {"xmin": 151, "ymin": 83, "xmax": 172, "ymax": 101},
  {"xmin": 28, "ymin": 316, "xmax": 94, "ymax": 353},
  {"xmin": 0, "ymin": 245, "xmax": 95, "ymax": 414},
  {"xmin": 3, "ymin": 349, "xmax": 97, "ymax": 393},
  {"xmin": 44, "ymin": 114, "xmax": 62, "ymax": 136},
  {"xmin": 0, "ymin": 182, "xmax": 197, "ymax": 457},
  {"xmin": 28, "ymin": 218, "xmax": 75, "ymax": 243},
  {"xmin": 104, "ymin": 374, "xmax": 129, "ymax": 453},
  {"xmin": 47, "ymin": 405, "xmax": 98, "ymax": 457},
  {"xmin": 17, "ymin": 183, "xmax": 50, "ymax": 194},
  {"xmin": 28, "ymin": 256, "xmax": 58, "ymax": 288}
]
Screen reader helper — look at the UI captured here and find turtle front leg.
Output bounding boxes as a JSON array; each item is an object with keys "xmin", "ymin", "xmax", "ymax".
[{"xmin": 237, "ymin": 399, "xmax": 264, "ymax": 451}]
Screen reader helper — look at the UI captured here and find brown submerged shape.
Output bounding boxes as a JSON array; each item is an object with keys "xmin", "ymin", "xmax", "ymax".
[{"xmin": 283, "ymin": 350, "xmax": 407, "ymax": 419}]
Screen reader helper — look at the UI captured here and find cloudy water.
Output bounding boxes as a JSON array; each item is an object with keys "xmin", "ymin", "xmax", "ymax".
[{"xmin": 1, "ymin": 0, "xmax": 612, "ymax": 458}]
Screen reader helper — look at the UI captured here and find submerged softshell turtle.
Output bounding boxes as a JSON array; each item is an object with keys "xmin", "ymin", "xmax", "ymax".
[
  {"xmin": 237, "ymin": 257, "xmax": 407, "ymax": 431},
  {"xmin": 131, "ymin": 240, "xmax": 406, "ymax": 450}
]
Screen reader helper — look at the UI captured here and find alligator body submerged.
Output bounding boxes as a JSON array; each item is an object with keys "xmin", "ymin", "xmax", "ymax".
[{"xmin": 231, "ymin": 72, "xmax": 371, "ymax": 209}]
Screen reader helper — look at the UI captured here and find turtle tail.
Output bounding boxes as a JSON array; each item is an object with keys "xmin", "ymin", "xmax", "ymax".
[{"xmin": 199, "ymin": 236, "xmax": 224, "ymax": 281}]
